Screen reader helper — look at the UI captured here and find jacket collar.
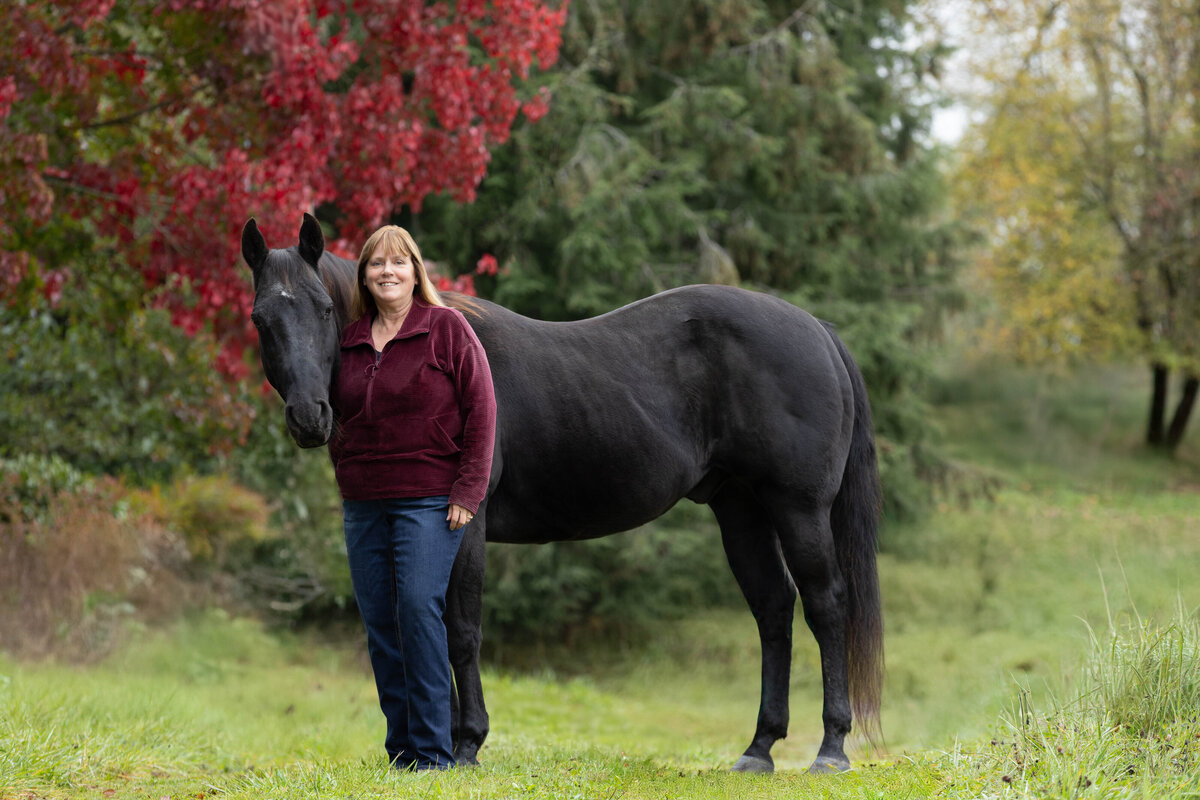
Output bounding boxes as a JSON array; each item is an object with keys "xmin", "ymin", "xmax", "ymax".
[{"xmin": 340, "ymin": 299, "xmax": 434, "ymax": 348}]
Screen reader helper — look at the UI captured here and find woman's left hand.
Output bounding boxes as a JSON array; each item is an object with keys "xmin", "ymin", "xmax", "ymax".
[{"xmin": 447, "ymin": 503, "xmax": 475, "ymax": 531}]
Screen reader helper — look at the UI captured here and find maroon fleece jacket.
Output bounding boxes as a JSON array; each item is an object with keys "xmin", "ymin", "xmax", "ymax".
[{"xmin": 329, "ymin": 300, "xmax": 496, "ymax": 513}]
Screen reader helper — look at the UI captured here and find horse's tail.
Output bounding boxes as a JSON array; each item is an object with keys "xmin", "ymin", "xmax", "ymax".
[{"xmin": 824, "ymin": 322, "xmax": 884, "ymax": 739}]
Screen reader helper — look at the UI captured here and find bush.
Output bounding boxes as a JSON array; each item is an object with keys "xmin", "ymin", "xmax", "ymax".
[
  {"xmin": 0, "ymin": 272, "xmax": 255, "ymax": 485},
  {"xmin": 231, "ymin": 406, "xmax": 352, "ymax": 619},
  {"xmin": 0, "ymin": 453, "xmax": 88, "ymax": 522},
  {"xmin": 481, "ymin": 503, "xmax": 741, "ymax": 653},
  {"xmin": 133, "ymin": 475, "xmax": 274, "ymax": 566},
  {"xmin": 0, "ymin": 460, "xmax": 294, "ymax": 660},
  {"xmin": 0, "ymin": 477, "xmax": 189, "ymax": 661}
]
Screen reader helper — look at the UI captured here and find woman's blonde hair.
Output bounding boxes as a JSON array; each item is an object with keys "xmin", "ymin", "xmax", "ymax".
[{"xmin": 351, "ymin": 225, "xmax": 445, "ymax": 321}]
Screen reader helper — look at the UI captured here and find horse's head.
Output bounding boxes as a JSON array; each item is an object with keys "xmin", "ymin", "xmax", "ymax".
[{"xmin": 242, "ymin": 213, "xmax": 339, "ymax": 448}]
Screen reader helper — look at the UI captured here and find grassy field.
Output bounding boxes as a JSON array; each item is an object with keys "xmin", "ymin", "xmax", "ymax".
[{"xmin": 3, "ymin": 362, "xmax": 1200, "ymax": 798}]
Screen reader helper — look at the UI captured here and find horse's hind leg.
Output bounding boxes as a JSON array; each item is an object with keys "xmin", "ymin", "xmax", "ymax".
[
  {"xmin": 765, "ymin": 495, "xmax": 853, "ymax": 773},
  {"xmin": 445, "ymin": 521, "xmax": 489, "ymax": 765},
  {"xmin": 710, "ymin": 482, "xmax": 798, "ymax": 774}
]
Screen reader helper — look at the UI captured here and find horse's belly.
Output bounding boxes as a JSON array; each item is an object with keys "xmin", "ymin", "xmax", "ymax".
[{"xmin": 483, "ymin": 453, "xmax": 698, "ymax": 544}]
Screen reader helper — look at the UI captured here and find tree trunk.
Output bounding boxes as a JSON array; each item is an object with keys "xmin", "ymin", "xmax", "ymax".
[
  {"xmin": 1147, "ymin": 362, "xmax": 1169, "ymax": 447},
  {"xmin": 1165, "ymin": 374, "xmax": 1199, "ymax": 454}
]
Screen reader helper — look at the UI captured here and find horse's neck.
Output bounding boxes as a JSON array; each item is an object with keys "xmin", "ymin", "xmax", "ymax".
[{"xmin": 319, "ymin": 254, "xmax": 357, "ymax": 330}]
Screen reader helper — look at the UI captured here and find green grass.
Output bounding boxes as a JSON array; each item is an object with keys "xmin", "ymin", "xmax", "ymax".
[
  {"xmin": 3, "ymin": 361, "xmax": 1200, "ymax": 798},
  {"xmin": 0, "ymin": 613, "xmax": 942, "ymax": 799},
  {"xmin": 927, "ymin": 358, "xmax": 1199, "ymax": 493}
]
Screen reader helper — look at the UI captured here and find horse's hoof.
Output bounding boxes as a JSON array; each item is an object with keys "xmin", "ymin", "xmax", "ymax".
[
  {"xmin": 807, "ymin": 755, "xmax": 851, "ymax": 774},
  {"xmin": 731, "ymin": 755, "xmax": 774, "ymax": 774}
]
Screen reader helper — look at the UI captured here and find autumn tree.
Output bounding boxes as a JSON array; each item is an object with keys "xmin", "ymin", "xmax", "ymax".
[
  {"xmin": 1, "ymin": 0, "xmax": 566, "ymax": 380},
  {"xmin": 953, "ymin": 0, "xmax": 1200, "ymax": 453}
]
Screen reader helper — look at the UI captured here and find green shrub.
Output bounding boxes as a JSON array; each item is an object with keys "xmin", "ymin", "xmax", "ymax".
[
  {"xmin": 232, "ymin": 409, "xmax": 352, "ymax": 618},
  {"xmin": 0, "ymin": 273, "xmax": 255, "ymax": 486},
  {"xmin": 481, "ymin": 503, "xmax": 740, "ymax": 652},
  {"xmin": 135, "ymin": 475, "xmax": 274, "ymax": 566},
  {"xmin": 0, "ymin": 454, "xmax": 89, "ymax": 522}
]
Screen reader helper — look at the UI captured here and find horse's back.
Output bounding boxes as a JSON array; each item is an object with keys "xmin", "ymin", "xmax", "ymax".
[{"xmin": 475, "ymin": 285, "xmax": 856, "ymax": 543}]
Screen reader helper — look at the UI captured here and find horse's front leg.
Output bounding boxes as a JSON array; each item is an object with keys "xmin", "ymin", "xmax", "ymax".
[{"xmin": 446, "ymin": 515, "xmax": 489, "ymax": 765}]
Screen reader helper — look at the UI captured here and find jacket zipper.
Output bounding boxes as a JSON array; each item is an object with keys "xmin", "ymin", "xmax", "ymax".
[{"xmin": 363, "ymin": 358, "xmax": 379, "ymax": 421}]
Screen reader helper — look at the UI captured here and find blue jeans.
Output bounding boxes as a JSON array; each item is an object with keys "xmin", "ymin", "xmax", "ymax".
[{"xmin": 343, "ymin": 495, "xmax": 464, "ymax": 770}]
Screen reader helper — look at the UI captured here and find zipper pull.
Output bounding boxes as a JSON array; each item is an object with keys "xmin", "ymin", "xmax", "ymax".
[{"xmin": 363, "ymin": 361, "xmax": 379, "ymax": 420}]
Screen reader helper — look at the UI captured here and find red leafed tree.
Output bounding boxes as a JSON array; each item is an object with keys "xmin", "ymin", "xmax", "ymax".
[{"xmin": 0, "ymin": 0, "xmax": 566, "ymax": 379}]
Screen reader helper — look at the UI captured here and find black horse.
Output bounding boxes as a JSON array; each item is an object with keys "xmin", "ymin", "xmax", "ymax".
[{"xmin": 241, "ymin": 214, "xmax": 883, "ymax": 773}]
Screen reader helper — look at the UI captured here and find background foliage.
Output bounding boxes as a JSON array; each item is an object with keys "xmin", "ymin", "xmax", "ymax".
[{"xmin": 0, "ymin": 267, "xmax": 254, "ymax": 484}]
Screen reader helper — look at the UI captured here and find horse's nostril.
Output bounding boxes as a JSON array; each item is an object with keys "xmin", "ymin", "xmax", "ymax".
[{"xmin": 285, "ymin": 398, "xmax": 332, "ymax": 441}]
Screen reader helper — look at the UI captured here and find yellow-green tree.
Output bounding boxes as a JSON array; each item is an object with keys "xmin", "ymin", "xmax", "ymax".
[{"xmin": 953, "ymin": 0, "xmax": 1200, "ymax": 453}]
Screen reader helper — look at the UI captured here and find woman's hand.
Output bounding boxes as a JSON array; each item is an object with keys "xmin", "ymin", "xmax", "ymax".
[{"xmin": 447, "ymin": 503, "xmax": 475, "ymax": 531}]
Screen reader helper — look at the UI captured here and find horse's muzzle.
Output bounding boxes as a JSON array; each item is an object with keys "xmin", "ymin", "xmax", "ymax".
[{"xmin": 285, "ymin": 398, "xmax": 334, "ymax": 448}]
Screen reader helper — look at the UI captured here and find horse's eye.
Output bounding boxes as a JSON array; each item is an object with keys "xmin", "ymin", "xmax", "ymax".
[
  {"xmin": 250, "ymin": 313, "xmax": 264, "ymax": 329},
  {"xmin": 322, "ymin": 305, "xmax": 333, "ymax": 321}
]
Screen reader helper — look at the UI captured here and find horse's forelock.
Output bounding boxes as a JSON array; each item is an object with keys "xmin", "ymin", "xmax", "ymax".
[{"xmin": 257, "ymin": 248, "xmax": 320, "ymax": 295}]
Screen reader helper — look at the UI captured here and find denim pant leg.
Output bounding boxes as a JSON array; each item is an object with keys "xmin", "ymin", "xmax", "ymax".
[
  {"xmin": 343, "ymin": 499, "xmax": 414, "ymax": 766},
  {"xmin": 387, "ymin": 495, "xmax": 463, "ymax": 769},
  {"xmin": 343, "ymin": 496, "xmax": 463, "ymax": 770}
]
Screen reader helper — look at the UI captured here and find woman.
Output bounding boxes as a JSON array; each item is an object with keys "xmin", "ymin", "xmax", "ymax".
[{"xmin": 330, "ymin": 225, "xmax": 496, "ymax": 771}]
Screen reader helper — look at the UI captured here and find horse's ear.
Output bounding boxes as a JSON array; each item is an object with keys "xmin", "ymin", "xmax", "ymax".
[
  {"xmin": 242, "ymin": 218, "xmax": 269, "ymax": 280},
  {"xmin": 298, "ymin": 213, "xmax": 325, "ymax": 273}
]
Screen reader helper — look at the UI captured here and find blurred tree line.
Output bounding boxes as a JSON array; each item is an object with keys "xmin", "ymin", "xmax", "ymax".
[
  {"xmin": 950, "ymin": 0, "xmax": 1200, "ymax": 454},
  {"xmin": 2, "ymin": 0, "xmax": 963, "ymax": 649}
]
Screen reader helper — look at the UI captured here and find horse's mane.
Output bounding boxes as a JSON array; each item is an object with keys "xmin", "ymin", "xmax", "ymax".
[{"xmin": 317, "ymin": 252, "xmax": 357, "ymax": 332}]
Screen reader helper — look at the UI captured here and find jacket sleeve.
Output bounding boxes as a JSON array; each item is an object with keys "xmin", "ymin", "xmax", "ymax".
[{"xmin": 447, "ymin": 311, "xmax": 497, "ymax": 513}]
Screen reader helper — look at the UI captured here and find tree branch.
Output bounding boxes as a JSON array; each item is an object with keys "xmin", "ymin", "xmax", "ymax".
[{"xmin": 71, "ymin": 85, "xmax": 206, "ymax": 131}]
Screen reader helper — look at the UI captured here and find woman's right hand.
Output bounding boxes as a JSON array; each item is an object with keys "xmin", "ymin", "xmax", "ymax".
[{"xmin": 447, "ymin": 503, "xmax": 475, "ymax": 531}]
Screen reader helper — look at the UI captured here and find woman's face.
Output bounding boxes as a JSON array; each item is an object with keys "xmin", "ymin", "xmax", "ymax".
[{"xmin": 364, "ymin": 247, "xmax": 416, "ymax": 310}]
